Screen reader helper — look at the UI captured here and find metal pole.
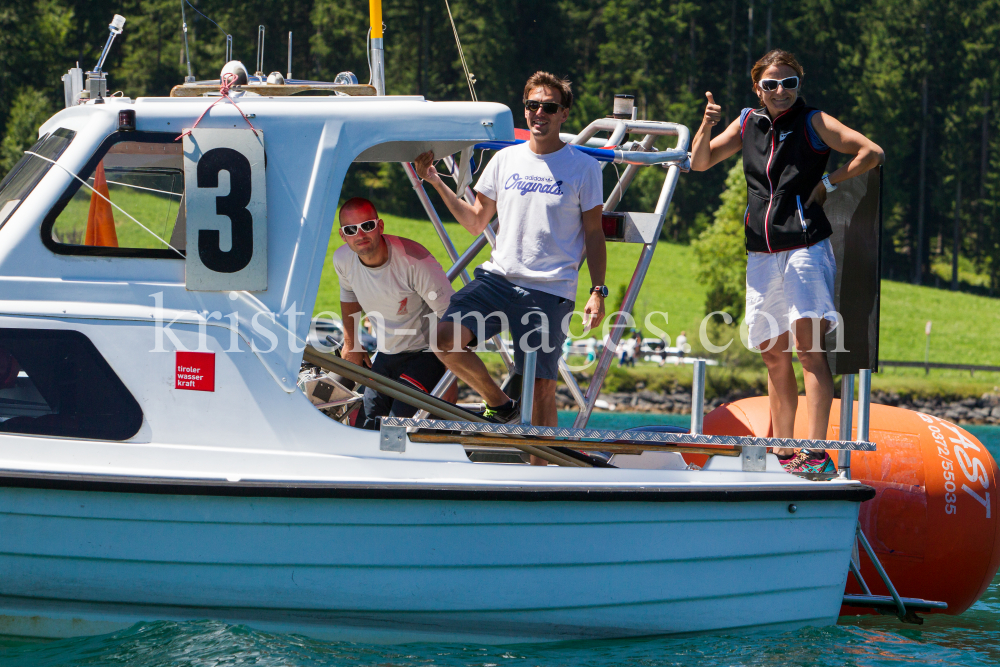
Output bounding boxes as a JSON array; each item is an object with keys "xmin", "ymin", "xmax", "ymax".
[
  {"xmin": 287, "ymin": 31, "xmax": 293, "ymax": 80},
  {"xmin": 401, "ymin": 162, "xmax": 471, "ymax": 284},
  {"xmin": 521, "ymin": 350, "xmax": 537, "ymax": 425},
  {"xmin": 256, "ymin": 25, "xmax": 265, "ymax": 77},
  {"xmin": 402, "ymin": 162, "xmax": 513, "ymax": 372},
  {"xmin": 857, "ymin": 524, "xmax": 907, "ymax": 618},
  {"xmin": 94, "ymin": 15, "xmax": 125, "ymax": 74},
  {"xmin": 413, "ymin": 370, "xmax": 458, "ymax": 420},
  {"xmin": 445, "ymin": 223, "xmax": 495, "ymax": 282},
  {"xmin": 849, "ymin": 558, "xmax": 873, "ymax": 595},
  {"xmin": 838, "ymin": 374, "xmax": 855, "ymax": 479},
  {"xmin": 690, "ymin": 359, "xmax": 706, "ymax": 435},
  {"xmin": 591, "ymin": 121, "xmax": 629, "ymax": 172},
  {"xmin": 924, "ymin": 321, "xmax": 932, "ymax": 375},
  {"xmin": 856, "ymin": 369, "xmax": 872, "ymax": 460},
  {"xmin": 180, "ymin": 5, "xmax": 194, "ymax": 83},
  {"xmin": 603, "ymin": 134, "xmax": 657, "ymax": 211},
  {"xmin": 369, "ymin": 0, "xmax": 385, "ymax": 95},
  {"xmin": 558, "ymin": 359, "xmax": 587, "ymax": 409}
]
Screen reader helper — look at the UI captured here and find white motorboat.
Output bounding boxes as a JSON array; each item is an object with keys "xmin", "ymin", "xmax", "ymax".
[{"xmin": 0, "ymin": 12, "xmax": 880, "ymax": 644}]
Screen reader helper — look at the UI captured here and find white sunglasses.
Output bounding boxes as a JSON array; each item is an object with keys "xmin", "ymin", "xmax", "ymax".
[{"xmin": 758, "ymin": 76, "xmax": 800, "ymax": 92}]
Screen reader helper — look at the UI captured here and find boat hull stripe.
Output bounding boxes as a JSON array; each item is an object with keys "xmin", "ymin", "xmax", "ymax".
[{"xmin": 0, "ymin": 471, "xmax": 876, "ymax": 502}]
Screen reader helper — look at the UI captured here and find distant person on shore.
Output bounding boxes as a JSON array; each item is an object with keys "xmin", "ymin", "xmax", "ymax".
[
  {"xmin": 414, "ymin": 71, "xmax": 607, "ymax": 462},
  {"xmin": 334, "ymin": 197, "xmax": 455, "ymax": 430},
  {"xmin": 690, "ymin": 49, "xmax": 884, "ymax": 474},
  {"xmin": 675, "ymin": 330, "xmax": 688, "ymax": 366},
  {"xmin": 619, "ymin": 336, "xmax": 635, "ymax": 367}
]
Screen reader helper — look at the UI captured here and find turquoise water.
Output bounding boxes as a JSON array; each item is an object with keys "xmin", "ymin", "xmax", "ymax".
[{"xmin": 0, "ymin": 415, "xmax": 997, "ymax": 666}]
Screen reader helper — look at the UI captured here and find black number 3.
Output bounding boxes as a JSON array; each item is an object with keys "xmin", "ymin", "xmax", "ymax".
[{"xmin": 196, "ymin": 147, "xmax": 254, "ymax": 273}]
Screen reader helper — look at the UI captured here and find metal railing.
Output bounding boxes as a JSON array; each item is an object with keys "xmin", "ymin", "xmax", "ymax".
[
  {"xmin": 393, "ymin": 113, "xmax": 883, "ymax": 473},
  {"xmin": 879, "ymin": 360, "xmax": 1000, "ymax": 376},
  {"xmin": 572, "ymin": 119, "xmax": 689, "ymax": 428}
]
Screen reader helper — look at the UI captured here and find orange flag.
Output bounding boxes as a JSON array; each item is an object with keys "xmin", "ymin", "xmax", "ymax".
[{"xmin": 84, "ymin": 161, "xmax": 118, "ymax": 247}]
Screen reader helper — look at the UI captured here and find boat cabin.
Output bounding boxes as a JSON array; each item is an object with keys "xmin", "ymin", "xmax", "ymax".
[{"xmin": 0, "ymin": 93, "xmax": 514, "ymax": 457}]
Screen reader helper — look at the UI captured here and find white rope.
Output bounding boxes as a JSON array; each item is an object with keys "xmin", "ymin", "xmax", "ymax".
[
  {"xmin": 26, "ymin": 151, "xmax": 184, "ymax": 257},
  {"xmin": 95, "ymin": 177, "xmax": 182, "ymax": 198},
  {"xmin": 443, "ymin": 0, "xmax": 477, "ymax": 102}
]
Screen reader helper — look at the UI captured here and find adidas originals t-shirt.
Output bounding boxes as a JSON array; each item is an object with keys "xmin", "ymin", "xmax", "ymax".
[
  {"xmin": 335, "ymin": 235, "xmax": 455, "ymax": 354},
  {"xmin": 475, "ymin": 142, "xmax": 604, "ymax": 300}
]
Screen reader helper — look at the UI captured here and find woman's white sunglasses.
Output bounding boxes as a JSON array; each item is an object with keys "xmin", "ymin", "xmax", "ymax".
[{"xmin": 759, "ymin": 76, "xmax": 799, "ymax": 92}]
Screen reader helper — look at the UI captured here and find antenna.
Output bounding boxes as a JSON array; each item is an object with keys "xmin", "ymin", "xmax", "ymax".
[
  {"xmin": 180, "ymin": 2, "xmax": 194, "ymax": 83},
  {"xmin": 226, "ymin": 34, "xmax": 232, "ymax": 63},
  {"xmin": 287, "ymin": 32, "xmax": 292, "ymax": 80},
  {"xmin": 94, "ymin": 14, "xmax": 126, "ymax": 74},
  {"xmin": 255, "ymin": 25, "xmax": 265, "ymax": 78},
  {"xmin": 82, "ymin": 14, "xmax": 126, "ymax": 103}
]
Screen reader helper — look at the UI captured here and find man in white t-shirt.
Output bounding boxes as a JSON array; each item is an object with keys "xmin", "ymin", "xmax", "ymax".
[
  {"xmin": 334, "ymin": 198, "xmax": 455, "ymax": 429},
  {"xmin": 415, "ymin": 71, "xmax": 607, "ymax": 444}
]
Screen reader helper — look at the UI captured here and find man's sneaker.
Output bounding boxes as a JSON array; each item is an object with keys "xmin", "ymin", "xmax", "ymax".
[
  {"xmin": 781, "ymin": 450, "xmax": 836, "ymax": 474},
  {"xmin": 483, "ymin": 399, "xmax": 520, "ymax": 424}
]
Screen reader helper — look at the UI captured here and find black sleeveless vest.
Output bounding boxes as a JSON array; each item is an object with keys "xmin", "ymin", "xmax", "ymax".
[{"xmin": 740, "ymin": 98, "xmax": 832, "ymax": 253}]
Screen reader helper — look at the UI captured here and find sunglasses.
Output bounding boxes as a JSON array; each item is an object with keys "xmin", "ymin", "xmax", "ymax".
[
  {"xmin": 342, "ymin": 220, "xmax": 377, "ymax": 236},
  {"xmin": 524, "ymin": 99, "xmax": 566, "ymax": 114},
  {"xmin": 758, "ymin": 76, "xmax": 799, "ymax": 92}
]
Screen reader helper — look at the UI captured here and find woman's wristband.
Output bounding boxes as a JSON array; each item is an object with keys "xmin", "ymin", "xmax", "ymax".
[{"xmin": 822, "ymin": 173, "xmax": 837, "ymax": 193}]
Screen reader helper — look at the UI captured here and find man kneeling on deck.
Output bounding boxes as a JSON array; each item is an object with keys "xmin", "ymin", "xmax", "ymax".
[
  {"xmin": 334, "ymin": 197, "xmax": 455, "ymax": 429},
  {"xmin": 415, "ymin": 71, "xmax": 607, "ymax": 461}
]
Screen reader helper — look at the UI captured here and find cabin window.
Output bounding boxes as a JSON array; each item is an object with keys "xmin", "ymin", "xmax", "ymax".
[
  {"xmin": 0, "ymin": 128, "xmax": 76, "ymax": 232},
  {"xmin": 0, "ymin": 328, "xmax": 143, "ymax": 441},
  {"xmin": 43, "ymin": 132, "xmax": 186, "ymax": 259}
]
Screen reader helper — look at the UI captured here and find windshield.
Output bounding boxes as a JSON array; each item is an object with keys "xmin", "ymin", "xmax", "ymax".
[
  {"xmin": 0, "ymin": 128, "xmax": 76, "ymax": 231},
  {"xmin": 43, "ymin": 132, "xmax": 186, "ymax": 259}
]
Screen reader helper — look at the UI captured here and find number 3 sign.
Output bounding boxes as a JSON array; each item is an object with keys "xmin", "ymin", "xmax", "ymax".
[{"xmin": 183, "ymin": 129, "xmax": 267, "ymax": 291}]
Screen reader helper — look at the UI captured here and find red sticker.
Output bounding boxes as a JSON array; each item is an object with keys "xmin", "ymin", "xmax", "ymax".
[{"xmin": 175, "ymin": 351, "xmax": 215, "ymax": 392}]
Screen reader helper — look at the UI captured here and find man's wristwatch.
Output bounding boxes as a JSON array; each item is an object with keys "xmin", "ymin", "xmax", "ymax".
[
  {"xmin": 822, "ymin": 173, "xmax": 837, "ymax": 193},
  {"xmin": 590, "ymin": 285, "xmax": 609, "ymax": 298}
]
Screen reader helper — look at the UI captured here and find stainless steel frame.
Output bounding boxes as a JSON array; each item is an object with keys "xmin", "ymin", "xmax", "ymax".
[
  {"xmin": 370, "ymin": 37, "xmax": 386, "ymax": 95},
  {"xmin": 520, "ymin": 350, "xmax": 537, "ymax": 424},
  {"xmin": 573, "ymin": 119, "xmax": 689, "ymax": 428},
  {"xmin": 839, "ymin": 374, "xmax": 855, "ymax": 479},
  {"xmin": 690, "ymin": 359, "xmax": 706, "ymax": 435},
  {"xmin": 396, "ymin": 115, "xmax": 876, "ymax": 462}
]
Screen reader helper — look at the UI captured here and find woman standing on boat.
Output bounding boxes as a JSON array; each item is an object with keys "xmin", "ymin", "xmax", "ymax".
[{"xmin": 690, "ymin": 50, "xmax": 884, "ymax": 473}]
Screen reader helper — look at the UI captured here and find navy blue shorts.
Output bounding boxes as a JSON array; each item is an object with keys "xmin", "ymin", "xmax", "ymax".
[{"xmin": 443, "ymin": 268, "xmax": 574, "ymax": 380}]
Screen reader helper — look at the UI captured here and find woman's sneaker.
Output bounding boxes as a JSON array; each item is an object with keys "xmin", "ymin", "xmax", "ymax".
[{"xmin": 780, "ymin": 450, "xmax": 836, "ymax": 474}]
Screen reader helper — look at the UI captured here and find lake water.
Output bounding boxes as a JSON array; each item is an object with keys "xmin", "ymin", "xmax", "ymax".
[{"xmin": 1, "ymin": 415, "xmax": 997, "ymax": 666}]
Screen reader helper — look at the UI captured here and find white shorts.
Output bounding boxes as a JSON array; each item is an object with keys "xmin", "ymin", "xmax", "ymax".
[{"xmin": 745, "ymin": 238, "xmax": 837, "ymax": 349}]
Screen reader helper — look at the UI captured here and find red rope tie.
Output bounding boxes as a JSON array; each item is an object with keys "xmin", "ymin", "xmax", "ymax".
[{"xmin": 176, "ymin": 72, "xmax": 259, "ymax": 141}]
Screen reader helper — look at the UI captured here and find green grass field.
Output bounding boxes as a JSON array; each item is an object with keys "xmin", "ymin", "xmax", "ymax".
[
  {"xmin": 314, "ymin": 212, "xmax": 1000, "ymax": 366},
  {"xmin": 314, "ymin": 213, "xmax": 710, "ymax": 338},
  {"xmin": 313, "ymin": 212, "xmax": 1000, "ymax": 399},
  {"xmin": 51, "ymin": 181, "xmax": 180, "ymax": 250},
  {"xmin": 54, "ymin": 181, "xmax": 999, "ymax": 398}
]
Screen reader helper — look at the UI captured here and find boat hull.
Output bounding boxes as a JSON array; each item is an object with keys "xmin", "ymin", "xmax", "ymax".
[{"xmin": 0, "ymin": 482, "xmax": 861, "ymax": 643}]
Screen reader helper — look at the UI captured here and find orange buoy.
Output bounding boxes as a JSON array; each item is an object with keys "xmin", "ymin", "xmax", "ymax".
[{"xmin": 702, "ymin": 396, "xmax": 1000, "ymax": 616}]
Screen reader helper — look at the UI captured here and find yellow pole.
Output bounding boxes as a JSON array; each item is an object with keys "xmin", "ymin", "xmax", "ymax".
[
  {"xmin": 369, "ymin": 0, "xmax": 385, "ymax": 94},
  {"xmin": 369, "ymin": 0, "xmax": 383, "ymax": 38}
]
